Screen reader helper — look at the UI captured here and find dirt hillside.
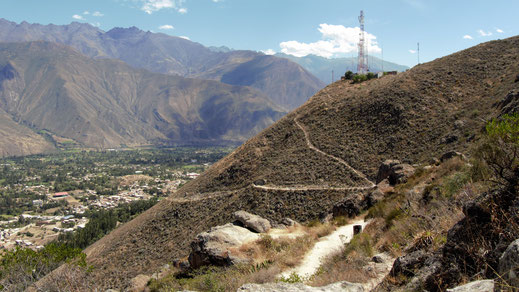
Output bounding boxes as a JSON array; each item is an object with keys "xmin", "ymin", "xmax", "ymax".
[{"xmin": 50, "ymin": 36, "xmax": 519, "ymax": 290}]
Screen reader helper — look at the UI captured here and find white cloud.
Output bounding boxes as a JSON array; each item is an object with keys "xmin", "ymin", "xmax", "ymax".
[
  {"xmin": 72, "ymin": 14, "xmax": 84, "ymax": 20},
  {"xmin": 261, "ymin": 49, "xmax": 276, "ymax": 55},
  {"xmin": 91, "ymin": 22, "xmax": 101, "ymax": 27},
  {"xmin": 83, "ymin": 11, "xmax": 90, "ymax": 15},
  {"xmin": 179, "ymin": 36, "xmax": 190, "ymax": 40},
  {"xmin": 279, "ymin": 24, "xmax": 381, "ymax": 58},
  {"xmin": 409, "ymin": 49, "xmax": 416, "ymax": 54},
  {"xmin": 159, "ymin": 24, "xmax": 175, "ymax": 30},
  {"xmin": 212, "ymin": 0, "xmax": 223, "ymax": 2},
  {"xmin": 93, "ymin": 11, "xmax": 104, "ymax": 17},
  {"xmin": 496, "ymin": 28, "xmax": 504, "ymax": 33},
  {"xmin": 463, "ymin": 35, "xmax": 473, "ymax": 40},
  {"xmin": 141, "ymin": 0, "xmax": 186, "ymax": 14},
  {"xmin": 478, "ymin": 29, "xmax": 492, "ymax": 37}
]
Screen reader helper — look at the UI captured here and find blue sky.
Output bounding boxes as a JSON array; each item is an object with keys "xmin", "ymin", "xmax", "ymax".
[{"xmin": 1, "ymin": 0, "xmax": 517, "ymax": 67}]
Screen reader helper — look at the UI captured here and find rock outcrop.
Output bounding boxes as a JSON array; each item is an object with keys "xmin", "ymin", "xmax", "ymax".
[
  {"xmin": 376, "ymin": 160, "xmax": 415, "ymax": 185},
  {"xmin": 234, "ymin": 211, "xmax": 271, "ymax": 233},
  {"xmin": 440, "ymin": 151, "xmax": 467, "ymax": 162},
  {"xmin": 188, "ymin": 223, "xmax": 260, "ymax": 269},
  {"xmin": 499, "ymin": 238, "xmax": 519, "ymax": 288},
  {"xmin": 446, "ymin": 280, "xmax": 494, "ymax": 292}
]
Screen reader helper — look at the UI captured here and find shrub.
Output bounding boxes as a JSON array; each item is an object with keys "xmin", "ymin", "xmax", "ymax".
[
  {"xmin": 344, "ymin": 71, "xmax": 354, "ymax": 80},
  {"xmin": 476, "ymin": 113, "xmax": 519, "ymax": 187},
  {"xmin": 344, "ymin": 233, "xmax": 373, "ymax": 258},
  {"xmin": 0, "ymin": 243, "xmax": 87, "ymax": 291},
  {"xmin": 385, "ymin": 208, "xmax": 404, "ymax": 227}
]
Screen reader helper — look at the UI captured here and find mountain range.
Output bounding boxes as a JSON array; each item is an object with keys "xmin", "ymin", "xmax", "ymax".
[
  {"xmin": 44, "ymin": 34, "xmax": 519, "ymax": 290},
  {"xmin": 0, "ymin": 41, "xmax": 286, "ymax": 156},
  {"xmin": 0, "ymin": 19, "xmax": 325, "ymax": 111}
]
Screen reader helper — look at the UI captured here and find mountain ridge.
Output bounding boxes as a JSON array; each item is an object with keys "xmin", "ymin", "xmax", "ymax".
[
  {"xmin": 0, "ymin": 41, "xmax": 286, "ymax": 156},
  {"xmin": 0, "ymin": 18, "xmax": 325, "ymax": 110}
]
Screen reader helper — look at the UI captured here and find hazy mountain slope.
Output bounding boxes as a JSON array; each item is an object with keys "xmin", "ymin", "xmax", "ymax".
[
  {"xmin": 0, "ymin": 41, "xmax": 286, "ymax": 153},
  {"xmin": 276, "ymin": 53, "xmax": 409, "ymax": 83},
  {"xmin": 40, "ymin": 35, "xmax": 519, "ymax": 290},
  {"xmin": 0, "ymin": 108, "xmax": 54, "ymax": 157},
  {"xmin": 0, "ymin": 19, "xmax": 325, "ymax": 110}
]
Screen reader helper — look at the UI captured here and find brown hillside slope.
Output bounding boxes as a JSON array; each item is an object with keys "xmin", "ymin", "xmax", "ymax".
[
  {"xmin": 47, "ymin": 37, "xmax": 519, "ymax": 290},
  {"xmin": 0, "ymin": 41, "xmax": 286, "ymax": 153}
]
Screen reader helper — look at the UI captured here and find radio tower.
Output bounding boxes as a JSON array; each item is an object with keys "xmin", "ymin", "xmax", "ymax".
[{"xmin": 357, "ymin": 10, "xmax": 368, "ymax": 74}]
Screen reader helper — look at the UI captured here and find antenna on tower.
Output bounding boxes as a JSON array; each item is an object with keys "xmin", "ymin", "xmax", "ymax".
[{"xmin": 357, "ymin": 10, "xmax": 368, "ymax": 74}]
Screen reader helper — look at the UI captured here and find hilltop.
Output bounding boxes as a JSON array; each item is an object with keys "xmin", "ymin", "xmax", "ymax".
[
  {"xmin": 276, "ymin": 53, "xmax": 409, "ymax": 84},
  {"xmin": 36, "ymin": 36, "xmax": 519, "ymax": 290},
  {"xmin": 0, "ymin": 41, "xmax": 286, "ymax": 156},
  {"xmin": 0, "ymin": 19, "xmax": 325, "ymax": 110}
]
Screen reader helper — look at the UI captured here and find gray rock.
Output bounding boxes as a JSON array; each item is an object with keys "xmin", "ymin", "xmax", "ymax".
[
  {"xmin": 391, "ymin": 250, "xmax": 427, "ymax": 276},
  {"xmin": 281, "ymin": 217, "xmax": 299, "ymax": 227},
  {"xmin": 446, "ymin": 279, "xmax": 494, "ymax": 292},
  {"xmin": 235, "ymin": 210, "xmax": 271, "ymax": 233},
  {"xmin": 440, "ymin": 151, "xmax": 467, "ymax": 162},
  {"xmin": 376, "ymin": 160, "xmax": 416, "ymax": 185},
  {"xmin": 129, "ymin": 274, "xmax": 151, "ymax": 292},
  {"xmin": 189, "ymin": 223, "xmax": 260, "ymax": 269},
  {"xmin": 499, "ymin": 238, "xmax": 519, "ymax": 288},
  {"xmin": 454, "ymin": 120, "xmax": 465, "ymax": 130},
  {"xmin": 237, "ymin": 281, "xmax": 364, "ymax": 291},
  {"xmin": 332, "ymin": 193, "xmax": 364, "ymax": 218}
]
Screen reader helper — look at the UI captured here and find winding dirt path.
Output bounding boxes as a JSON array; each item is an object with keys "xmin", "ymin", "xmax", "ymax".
[
  {"xmin": 174, "ymin": 112, "xmax": 375, "ymax": 201},
  {"xmin": 280, "ymin": 220, "xmax": 370, "ymax": 279},
  {"xmin": 251, "ymin": 115, "xmax": 375, "ymax": 192}
]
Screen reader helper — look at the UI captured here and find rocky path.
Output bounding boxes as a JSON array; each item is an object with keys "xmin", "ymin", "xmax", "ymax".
[{"xmin": 280, "ymin": 220, "xmax": 370, "ymax": 280}]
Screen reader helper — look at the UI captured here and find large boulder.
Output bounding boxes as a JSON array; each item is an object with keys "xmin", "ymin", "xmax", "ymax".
[
  {"xmin": 237, "ymin": 281, "xmax": 364, "ymax": 292},
  {"xmin": 332, "ymin": 193, "xmax": 364, "ymax": 218},
  {"xmin": 376, "ymin": 160, "xmax": 415, "ymax": 185},
  {"xmin": 188, "ymin": 223, "xmax": 260, "ymax": 269},
  {"xmin": 446, "ymin": 280, "xmax": 494, "ymax": 292},
  {"xmin": 390, "ymin": 250, "xmax": 428, "ymax": 277},
  {"xmin": 440, "ymin": 151, "xmax": 467, "ymax": 162},
  {"xmin": 234, "ymin": 211, "xmax": 271, "ymax": 233},
  {"xmin": 499, "ymin": 238, "xmax": 519, "ymax": 288}
]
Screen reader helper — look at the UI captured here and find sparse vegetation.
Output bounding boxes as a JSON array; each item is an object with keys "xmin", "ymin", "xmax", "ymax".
[{"xmin": 0, "ymin": 243, "xmax": 88, "ymax": 291}]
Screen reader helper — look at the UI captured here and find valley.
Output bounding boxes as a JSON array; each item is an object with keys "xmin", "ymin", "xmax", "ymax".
[
  {"xmin": 0, "ymin": 2, "xmax": 518, "ymax": 291},
  {"xmin": 0, "ymin": 147, "xmax": 231, "ymax": 252}
]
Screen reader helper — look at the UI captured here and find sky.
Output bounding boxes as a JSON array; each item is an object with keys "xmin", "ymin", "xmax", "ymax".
[{"xmin": 1, "ymin": 0, "xmax": 517, "ymax": 67}]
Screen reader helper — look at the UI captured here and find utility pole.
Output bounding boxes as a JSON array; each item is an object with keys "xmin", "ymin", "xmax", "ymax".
[
  {"xmin": 381, "ymin": 44, "xmax": 384, "ymax": 72},
  {"xmin": 417, "ymin": 42, "xmax": 420, "ymax": 65}
]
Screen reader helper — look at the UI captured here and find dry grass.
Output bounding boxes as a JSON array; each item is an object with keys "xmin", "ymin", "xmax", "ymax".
[
  {"xmin": 149, "ymin": 221, "xmax": 342, "ymax": 292},
  {"xmin": 308, "ymin": 158, "xmax": 486, "ymax": 288}
]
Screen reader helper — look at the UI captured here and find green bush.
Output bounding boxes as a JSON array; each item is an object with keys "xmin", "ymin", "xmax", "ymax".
[
  {"xmin": 343, "ymin": 233, "xmax": 373, "ymax": 258},
  {"xmin": 385, "ymin": 208, "xmax": 404, "ymax": 227},
  {"xmin": 0, "ymin": 243, "xmax": 87, "ymax": 291},
  {"xmin": 476, "ymin": 113, "xmax": 519, "ymax": 186},
  {"xmin": 441, "ymin": 171, "xmax": 471, "ymax": 198}
]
